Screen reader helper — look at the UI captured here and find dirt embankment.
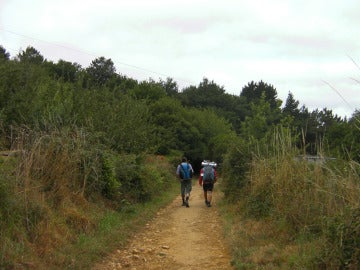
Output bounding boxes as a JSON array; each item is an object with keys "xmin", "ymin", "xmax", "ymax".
[{"xmin": 93, "ymin": 182, "xmax": 234, "ymax": 270}]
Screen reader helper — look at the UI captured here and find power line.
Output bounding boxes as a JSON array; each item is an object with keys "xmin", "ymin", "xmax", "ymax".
[
  {"xmin": 347, "ymin": 54, "xmax": 360, "ymax": 72},
  {"xmin": 322, "ymin": 80, "xmax": 354, "ymax": 112},
  {"xmin": 0, "ymin": 28, "xmax": 196, "ymax": 86}
]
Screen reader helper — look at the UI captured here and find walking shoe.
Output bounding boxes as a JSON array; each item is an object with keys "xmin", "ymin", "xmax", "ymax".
[
  {"xmin": 206, "ymin": 201, "xmax": 211, "ymax": 207},
  {"xmin": 182, "ymin": 201, "xmax": 186, "ymax": 206}
]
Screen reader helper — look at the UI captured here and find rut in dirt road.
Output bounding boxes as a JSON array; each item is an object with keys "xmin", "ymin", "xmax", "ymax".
[{"xmin": 93, "ymin": 182, "xmax": 234, "ymax": 270}]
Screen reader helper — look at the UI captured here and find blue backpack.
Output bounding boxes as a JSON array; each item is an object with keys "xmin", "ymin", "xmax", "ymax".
[
  {"xmin": 179, "ymin": 163, "xmax": 191, "ymax": 180},
  {"xmin": 203, "ymin": 165, "xmax": 215, "ymax": 183}
]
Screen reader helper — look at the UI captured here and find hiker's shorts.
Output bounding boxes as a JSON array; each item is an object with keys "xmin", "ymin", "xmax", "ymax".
[
  {"xmin": 203, "ymin": 182, "xmax": 214, "ymax": 192},
  {"xmin": 181, "ymin": 179, "xmax": 192, "ymax": 196}
]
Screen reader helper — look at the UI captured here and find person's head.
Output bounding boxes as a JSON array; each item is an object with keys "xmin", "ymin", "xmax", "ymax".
[{"xmin": 182, "ymin": 157, "xmax": 187, "ymax": 163}]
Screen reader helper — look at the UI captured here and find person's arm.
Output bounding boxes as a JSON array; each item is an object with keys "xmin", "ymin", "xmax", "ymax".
[
  {"xmin": 189, "ymin": 164, "xmax": 194, "ymax": 174},
  {"xmin": 214, "ymin": 169, "xmax": 217, "ymax": 182},
  {"xmin": 199, "ymin": 168, "xmax": 203, "ymax": 186}
]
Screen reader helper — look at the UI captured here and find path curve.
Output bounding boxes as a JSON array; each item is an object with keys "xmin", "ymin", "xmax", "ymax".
[{"xmin": 93, "ymin": 182, "xmax": 234, "ymax": 270}]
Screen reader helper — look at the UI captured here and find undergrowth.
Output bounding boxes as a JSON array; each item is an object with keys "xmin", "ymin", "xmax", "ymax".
[
  {"xmin": 220, "ymin": 127, "xmax": 360, "ymax": 269},
  {"xmin": 0, "ymin": 127, "xmax": 178, "ymax": 269}
]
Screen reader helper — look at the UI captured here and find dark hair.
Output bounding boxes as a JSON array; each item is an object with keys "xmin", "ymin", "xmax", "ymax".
[{"xmin": 182, "ymin": 157, "xmax": 187, "ymax": 162}]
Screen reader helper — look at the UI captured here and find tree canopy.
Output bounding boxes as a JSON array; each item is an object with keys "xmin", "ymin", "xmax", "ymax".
[{"xmin": 0, "ymin": 44, "xmax": 358, "ymax": 163}]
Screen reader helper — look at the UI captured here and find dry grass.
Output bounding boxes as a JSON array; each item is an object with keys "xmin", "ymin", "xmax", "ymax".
[
  {"xmin": 224, "ymin": 213, "xmax": 305, "ymax": 269},
  {"xmin": 221, "ymin": 128, "xmax": 360, "ymax": 269},
  {"xmin": 0, "ymin": 127, "xmax": 178, "ymax": 269}
]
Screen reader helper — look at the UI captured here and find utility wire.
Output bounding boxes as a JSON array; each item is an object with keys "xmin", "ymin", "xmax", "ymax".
[
  {"xmin": 322, "ymin": 80, "xmax": 354, "ymax": 113},
  {"xmin": 0, "ymin": 28, "xmax": 196, "ymax": 86},
  {"xmin": 321, "ymin": 55, "xmax": 360, "ymax": 119},
  {"xmin": 347, "ymin": 54, "xmax": 360, "ymax": 72}
]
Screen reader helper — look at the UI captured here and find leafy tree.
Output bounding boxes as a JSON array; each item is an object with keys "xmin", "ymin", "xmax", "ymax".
[
  {"xmin": 240, "ymin": 93, "xmax": 270, "ymax": 140},
  {"xmin": 240, "ymin": 80, "xmax": 281, "ymax": 110},
  {"xmin": 239, "ymin": 81, "xmax": 283, "ymax": 133},
  {"xmin": 149, "ymin": 96, "xmax": 235, "ymax": 164},
  {"xmin": 222, "ymin": 95, "xmax": 249, "ymax": 133},
  {"xmin": 129, "ymin": 79, "xmax": 166, "ymax": 101},
  {"xmin": 178, "ymin": 78, "xmax": 246, "ymax": 133},
  {"xmin": 282, "ymin": 92, "xmax": 300, "ymax": 118},
  {"xmin": 190, "ymin": 108, "xmax": 236, "ymax": 163},
  {"xmin": 86, "ymin": 56, "xmax": 116, "ymax": 87},
  {"xmin": 0, "ymin": 58, "xmax": 48, "ymax": 128},
  {"xmin": 341, "ymin": 110, "xmax": 360, "ymax": 161},
  {"xmin": 108, "ymin": 96, "xmax": 155, "ymax": 153},
  {"xmin": 47, "ymin": 59, "xmax": 82, "ymax": 83},
  {"xmin": 179, "ymin": 78, "xmax": 226, "ymax": 108},
  {"xmin": 292, "ymin": 108, "xmax": 345, "ymax": 156},
  {"xmin": 0, "ymin": 45, "xmax": 10, "ymax": 61},
  {"xmin": 110, "ymin": 75, "xmax": 138, "ymax": 95},
  {"xmin": 16, "ymin": 46, "xmax": 44, "ymax": 64},
  {"xmin": 80, "ymin": 90, "xmax": 155, "ymax": 153},
  {"xmin": 350, "ymin": 110, "xmax": 360, "ymax": 124},
  {"xmin": 159, "ymin": 77, "xmax": 179, "ymax": 97},
  {"xmin": 324, "ymin": 120, "xmax": 352, "ymax": 158},
  {"xmin": 149, "ymin": 97, "xmax": 187, "ymax": 154}
]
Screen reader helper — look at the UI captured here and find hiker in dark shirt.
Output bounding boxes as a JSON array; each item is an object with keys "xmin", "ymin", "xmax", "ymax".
[
  {"xmin": 176, "ymin": 157, "xmax": 194, "ymax": 207},
  {"xmin": 199, "ymin": 161, "xmax": 217, "ymax": 207}
]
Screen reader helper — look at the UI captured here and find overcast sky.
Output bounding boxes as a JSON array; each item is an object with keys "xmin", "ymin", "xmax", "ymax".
[{"xmin": 1, "ymin": 0, "xmax": 359, "ymax": 118}]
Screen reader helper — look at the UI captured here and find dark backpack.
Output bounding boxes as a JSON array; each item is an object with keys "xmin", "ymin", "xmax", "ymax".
[
  {"xmin": 203, "ymin": 165, "xmax": 215, "ymax": 183},
  {"xmin": 179, "ymin": 163, "xmax": 191, "ymax": 180}
]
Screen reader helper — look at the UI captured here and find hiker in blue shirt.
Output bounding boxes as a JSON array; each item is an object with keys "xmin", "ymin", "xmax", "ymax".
[{"xmin": 176, "ymin": 157, "xmax": 194, "ymax": 207}]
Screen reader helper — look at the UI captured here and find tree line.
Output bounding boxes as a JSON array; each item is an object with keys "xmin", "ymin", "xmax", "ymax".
[{"xmin": 1, "ymin": 45, "xmax": 359, "ymax": 165}]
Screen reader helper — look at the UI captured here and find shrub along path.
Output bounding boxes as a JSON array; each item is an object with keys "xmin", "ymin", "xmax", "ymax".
[{"xmin": 92, "ymin": 182, "xmax": 234, "ymax": 270}]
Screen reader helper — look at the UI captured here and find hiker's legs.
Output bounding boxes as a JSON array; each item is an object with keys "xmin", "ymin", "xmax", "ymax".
[
  {"xmin": 203, "ymin": 183, "xmax": 214, "ymax": 207},
  {"xmin": 184, "ymin": 179, "xmax": 192, "ymax": 207},
  {"xmin": 180, "ymin": 181, "xmax": 186, "ymax": 205},
  {"xmin": 208, "ymin": 184, "xmax": 214, "ymax": 206},
  {"xmin": 203, "ymin": 191, "xmax": 210, "ymax": 206},
  {"xmin": 207, "ymin": 191, "xmax": 212, "ymax": 203},
  {"xmin": 203, "ymin": 184, "xmax": 209, "ymax": 205},
  {"xmin": 187, "ymin": 180, "xmax": 192, "ymax": 197}
]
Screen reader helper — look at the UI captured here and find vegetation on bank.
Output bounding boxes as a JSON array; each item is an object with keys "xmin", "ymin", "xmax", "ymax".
[
  {"xmin": 0, "ymin": 44, "xmax": 359, "ymax": 268},
  {"xmin": 220, "ymin": 128, "xmax": 360, "ymax": 269},
  {"xmin": 0, "ymin": 144, "xmax": 178, "ymax": 269}
]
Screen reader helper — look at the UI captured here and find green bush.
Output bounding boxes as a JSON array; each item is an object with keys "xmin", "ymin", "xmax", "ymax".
[
  {"xmin": 221, "ymin": 137, "xmax": 251, "ymax": 201},
  {"xmin": 0, "ymin": 157, "xmax": 20, "ymax": 227},
  {"xmin": 111, "ymin": 154, "xmax": 173, "ymax": 204},
  {"xmin": 245, "ymin": 184, "xmax": 273, "ymax": 219},
  {"xmin": 0, "ymin": 157, "xmax": 29, "ymax": 267},
  {"xmin": 321, "ymin": 207, "xmax": 360, "ymax": 268},
  {"xmin": 100, "ymin": 153, "xmax": 121, "ymax": 199}
]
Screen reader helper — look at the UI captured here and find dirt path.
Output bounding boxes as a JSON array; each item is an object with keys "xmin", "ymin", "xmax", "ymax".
[{"xmin": 93, "ymin": 182, "xmax": 234, "ymax": 270}]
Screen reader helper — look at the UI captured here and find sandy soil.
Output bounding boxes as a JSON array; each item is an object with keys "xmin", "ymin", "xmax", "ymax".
[{"xmin": 93, "ymin": 182, "xmax": 234, "ymax": 270}]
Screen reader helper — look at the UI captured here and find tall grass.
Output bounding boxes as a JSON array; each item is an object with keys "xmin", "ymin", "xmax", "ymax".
[
  {"xmin": 222, "ymin": 127, "xmax": 360, "ymax": 268},
  {"xmin": 0, "ymin": 126, "xmax": 178, "ymax": 269}
]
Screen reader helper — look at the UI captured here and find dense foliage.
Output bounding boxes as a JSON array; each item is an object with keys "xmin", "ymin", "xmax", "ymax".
[
  {"xmin": 1, "ymin": 45, "xmax": 359, "ymax": 162},
  {"xmin": 0, "ymin": 44, "xmax": 359, "ymax": 268}
]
